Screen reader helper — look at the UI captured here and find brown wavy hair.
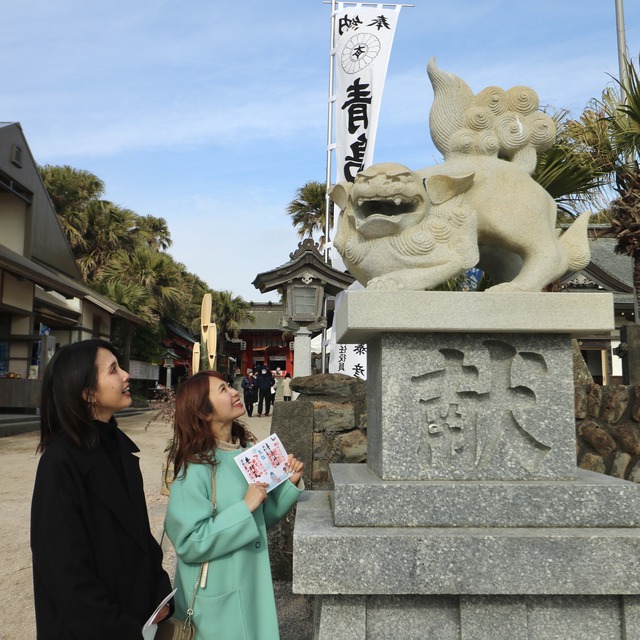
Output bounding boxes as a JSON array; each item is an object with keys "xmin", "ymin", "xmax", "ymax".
[{"xmin": 168, "ymin": 370, "xmax": 256, "ymax": 479}]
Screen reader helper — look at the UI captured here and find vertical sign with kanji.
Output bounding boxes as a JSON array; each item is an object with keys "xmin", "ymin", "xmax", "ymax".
[
  {"xmin": 328, "ymin": 4, "xmax": 401, "ymax": 379},
  {"xmin": 329, "ymin": 335, "xmax": 368, "ymax": 379},
  {"xmin": 333, "ymin": 3, "xmax": 401, "ymax": 185},
  {"xmin": 328, "ymin": 283, "xmax": 369, "ymax": 379},
  {"xmin": 331, "ymin": 3, "xmax": 401, "ymax": 272}
]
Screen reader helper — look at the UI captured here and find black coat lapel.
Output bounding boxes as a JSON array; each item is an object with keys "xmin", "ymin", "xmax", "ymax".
[
  {"xmin": 118, "ymin": 429, "xmax": 151, "ymax": 538},
  {"xmin": 73, "ymin": 435, "xmax": 148, "ymax": 550}
]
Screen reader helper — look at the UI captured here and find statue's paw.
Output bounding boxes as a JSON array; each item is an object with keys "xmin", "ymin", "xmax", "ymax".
[{"xmin": 367, "ymin": 276, "xmax": 405, "ymax": 291}]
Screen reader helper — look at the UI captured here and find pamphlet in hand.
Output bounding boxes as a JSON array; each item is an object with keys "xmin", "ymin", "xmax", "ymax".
[
  {"xmin": 142, "ymin": 587, "xmax": 177, "ymax": 639},
  {"xmin": 234, "ymin": 433, "xmax": 291, "ymax": 492}
]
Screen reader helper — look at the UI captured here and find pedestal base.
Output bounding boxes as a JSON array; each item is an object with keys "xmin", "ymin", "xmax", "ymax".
[
  {"xmin": 295, "ymin": 492, "xmax": 640, "ymax": 639},
  {"xmin": 313, "ymin": 593, "xmax": 640, "ymax": 640},
  {"xmin": 294, "ymin": 492, "xmax": 640, "ymax": 596}
]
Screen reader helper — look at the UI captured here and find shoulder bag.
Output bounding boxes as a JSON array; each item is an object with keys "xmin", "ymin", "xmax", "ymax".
[{"xmin": 156, "ymin": 468, "xmax": 216, "ymax": 640}]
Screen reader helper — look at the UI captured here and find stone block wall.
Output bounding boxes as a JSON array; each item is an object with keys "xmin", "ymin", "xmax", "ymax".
[
  {"xmin": 576, "ymin": 383, "xmax": 640, "ymax": 483},
  {"xmin": 286, "ymin": 373, "xmax": 367, "ymax": 488},
  {"xmin": 312, "ymin": 399, "xmax": 367, "ymax": 486}
]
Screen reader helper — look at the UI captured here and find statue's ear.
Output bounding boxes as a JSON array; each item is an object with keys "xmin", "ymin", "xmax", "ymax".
[
  {"xmin": 424, "ymin": 172, "xmax": 475, "ymax": 205},
  {"xmin": 329, "ymin": 183, "xmax": 350, "ymax": 210}
]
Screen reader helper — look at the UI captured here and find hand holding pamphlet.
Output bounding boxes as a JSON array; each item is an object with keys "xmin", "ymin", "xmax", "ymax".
[
  {"xmin": 142, "ymin": 588, "xmax": 177, "ymax": 639},
  {"xmin": 234, "ymin": 434, "xmax": 291, "ymax": 492}
]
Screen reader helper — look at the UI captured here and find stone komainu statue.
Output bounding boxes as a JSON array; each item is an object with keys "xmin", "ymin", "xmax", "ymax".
[{"xmin": 330, "ymin": 59, "xmax": 590, "ymax": 292}]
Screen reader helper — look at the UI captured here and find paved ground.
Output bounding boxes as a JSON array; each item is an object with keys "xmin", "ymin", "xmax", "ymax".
[{"xmin": 0, "ymin": 408, "xmax": 313, "ymax": 640}]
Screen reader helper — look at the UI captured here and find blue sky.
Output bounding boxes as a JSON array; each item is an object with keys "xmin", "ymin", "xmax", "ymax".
[{"xmin": 3, "ymin": 1, "xmax": 639, "ymax": 302}]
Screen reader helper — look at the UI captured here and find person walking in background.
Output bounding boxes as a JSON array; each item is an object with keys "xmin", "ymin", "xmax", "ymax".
[
  {"xmin": 282, "ymin": 372, "xmax": 292, "ymax": 401},
  {"xmin": 256, "ymin": 365, "xmax": 275, "ymax": 417},
  {"xmin": 31, "ymin": 339, "xmax": 172, "ymax": 640},
  {"xmin": 241, "ymin": 368, "xmax": 258, "ymax": 417},
  {"xmin": 165, "ymin": 370, "xmax": 304, "ymax": 639}
]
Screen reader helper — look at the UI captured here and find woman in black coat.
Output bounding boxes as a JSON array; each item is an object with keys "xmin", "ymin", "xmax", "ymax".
[{"xmin": 31, "ymin": 339, "xmax": 173, "ymax": 640}]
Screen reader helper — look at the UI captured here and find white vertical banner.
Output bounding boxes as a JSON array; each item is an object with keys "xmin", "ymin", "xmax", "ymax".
[
  {"xmin": 328, "ymin": 3, "xmax": 401, "ymax": 378},
  {"xmin": 334, "ymin": 3, "xmax": 401, "ymax": 184},
  {"xmin": 328, "ymin": 281, "xmax": 367, "ymax": 377}
]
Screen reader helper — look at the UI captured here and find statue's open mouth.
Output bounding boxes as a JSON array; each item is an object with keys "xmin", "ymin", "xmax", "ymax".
[
  {"xmin": 355, "ymin": 196, "xmax": 421, "ymax": 219},
  {"xmin": 353, "ymin": 194, "xmax": 424, "ymax": 238}
]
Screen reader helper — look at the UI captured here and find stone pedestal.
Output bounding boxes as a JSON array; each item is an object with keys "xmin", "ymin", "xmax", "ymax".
[{"xmin": 293, "ymin": 291, "xmax": 640, "ymax": 639}]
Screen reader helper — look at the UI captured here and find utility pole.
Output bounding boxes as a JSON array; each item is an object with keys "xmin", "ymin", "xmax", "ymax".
[{"xmin": 615, "ymin": 0, "xmax": 629, "ymax": 92}]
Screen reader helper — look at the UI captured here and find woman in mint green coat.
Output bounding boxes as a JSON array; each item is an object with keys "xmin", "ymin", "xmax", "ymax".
[{"xmin": 164, "ymin": 370, "xmax": 304, "ymax": 640}]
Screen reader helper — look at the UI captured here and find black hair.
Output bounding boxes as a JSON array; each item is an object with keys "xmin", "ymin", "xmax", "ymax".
[{"xmin": 37, "ymin": 339, "xmax": 120, "ymax": 452}]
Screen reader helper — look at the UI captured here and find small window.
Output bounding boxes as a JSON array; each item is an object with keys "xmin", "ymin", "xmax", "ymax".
[{"xmin": 10, "ymin": 144, "xmax": 22, "ymax": 167}]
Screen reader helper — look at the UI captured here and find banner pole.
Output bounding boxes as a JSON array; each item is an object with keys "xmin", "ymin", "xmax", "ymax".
[
  {"xmin": 321, "ymin": 0, "xmax": 338, "ymax": 374},
  {"xmin": 324, "ymin": 0, "xmax": 337, "ymax": 266}
]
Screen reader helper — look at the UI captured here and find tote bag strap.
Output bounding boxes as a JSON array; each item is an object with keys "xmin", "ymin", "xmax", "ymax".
[{"xmin": 185, "ymin": 465, "xmax": 217, "ymax": 624}]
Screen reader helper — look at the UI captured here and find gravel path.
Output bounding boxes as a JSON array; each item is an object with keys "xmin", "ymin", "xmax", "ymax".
[{"xmin": 0, "ymin": 411, "xmax": 313, "ymax": 640}]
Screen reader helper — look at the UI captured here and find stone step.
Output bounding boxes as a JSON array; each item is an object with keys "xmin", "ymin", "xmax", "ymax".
[
  {"xmin": 0, "ymin": 418, "xmax": 40, "ymax": 437},
  {"xmin": 0, "ymin": 407, "xmax": 151, "ymax": 438},
  {"xmin": 330, "ymin": 464, "xmax": 640, "ymax": 528}
]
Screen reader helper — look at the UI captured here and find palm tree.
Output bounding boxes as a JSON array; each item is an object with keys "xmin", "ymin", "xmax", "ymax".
[
  {"xmin": 550, "ymin": 59, "xmax": 640, "ymax": 309},
  {"xmin": 133, "ymin": 215, "xmax": 173, "ymax": 251},
  {"xmin": 601, "ymin": 62, "xmax": 640, "ymax": 272},
  {"xmin": 73, "ymin": 201, "xmax": 137, "ymax": 281},
  {"xmin": 95, "ymin": 280, "xmax": 159, "ymax": 370},
  {"xmin": 286, "ymin": 181, "xmax": 327, "ymax": 248},
  {"xmin": 39, "ymin": 165, "xmax": 105, "ymax": 251},
  {"xmin": 97, "ymin": 280, "xmax": 159, "ymax": 327},
  {"xmin": 533, "ymin": 110, "xmax": 612, "ymax": 221},
  {"xmin": 39, "ymin": 164, "xmax": 105, "ymax": 212},
  {"xmin": 172, "ymin": 268, "xmax": 212, "ymax": 336},
  {"xmin": 535, "ymin": 55, "xmax": 640, "ymax": 328},
  {"xmin": 39, "ymin": 162, "xmax": 258, "ymax": 371},
  {"xmin": 211, "ymin": 291, "xmax": 254, "ymax": 339},
  {"xmin": 98, "ymin": 246, "xmax": 188, "ymax": 328},
  {"xmin": 208, "ymin": 291, "xmax": 254, "ymax": 369}
]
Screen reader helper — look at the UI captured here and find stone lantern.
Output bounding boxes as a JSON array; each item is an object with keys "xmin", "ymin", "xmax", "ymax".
[
  {"xmin": 253, "ymin": 239, "xmax": 354, "ymax": 377},
  {"xmin": 160, "ymin": 348, "xmax": 179, "ymax": 389}
]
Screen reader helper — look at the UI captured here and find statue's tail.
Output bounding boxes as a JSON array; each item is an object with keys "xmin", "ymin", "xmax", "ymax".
[
  {"xmin": 427, "ymin": 58, "xmax": 473, "ymax": 157},
  {"xmin": 559, "ymin": 212, "xmax": 591, "ymax": 272}
]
